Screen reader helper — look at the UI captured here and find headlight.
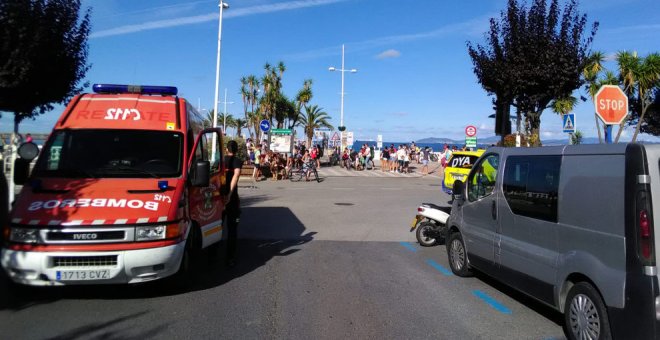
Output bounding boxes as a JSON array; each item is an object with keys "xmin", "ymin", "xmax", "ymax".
[
  {"xmin": 135, "ymin": 225, "xmax": 166, "ymax": 241},
  {"xmin": 10, "ymin": 228, "xmax": 41, "ymax": 243}
]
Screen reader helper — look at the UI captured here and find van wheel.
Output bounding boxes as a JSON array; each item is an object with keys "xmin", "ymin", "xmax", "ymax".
[
  {"xmin": 447, "ymin": 232, "xmax": 472, "ymax": 277},
  {"xmin": 563, "ymin": 282, "xmax": 612, "ymax": 340},
  {"xmin": 416, "ymin": 222, "xmax": 438, "ymax": 247}
]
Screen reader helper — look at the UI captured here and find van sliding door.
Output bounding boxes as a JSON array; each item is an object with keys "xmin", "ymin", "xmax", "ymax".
[
  {"xmin": 461, "ymin": 154, "xmax": 500, "ymax": 269},
  {"xmin": 499, "ymin": 155, "xmax": 560, "ymax": 304}
]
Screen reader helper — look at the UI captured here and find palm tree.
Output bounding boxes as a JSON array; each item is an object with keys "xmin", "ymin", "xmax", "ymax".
[
  {"xmin": 234, "ymin": 118, "xmax": 246, "ymax": 138},
  {"xmin": 551, "ymin": 96, "xmax": 577, "ymax": 143},
  {"xmin": 299, "ymin": 105, "xmax": 333, "ymax": 147},
  {"xmin": 246, "ymin": 75, "xmax": 260, "ymax": 139},
  {"xmin": 218, "ymin": 112, "xmax": 234, "ymax": 135},
  {"xmin": 277, "ymin": 61, "xmax": 286, "ymax": 78},
  {"xmin": 583, "ymin": 51, "xmax": 605, "ymax": 143},
  {"xmin": 617, "ymin": 51, "xmax": 660, "ymax": 142},
  {"xmin": 571, "ymin": 130, "xmax": 584, "ymax": 145},
  {"xmin": 240, "ymin": 76, "xmax": 249, "ymax": 132},
  {"xmin": 204, "ymin": 109, "xmax": 217, "ymax": 128},
  {"xmin": 292, "ymin": 79, "xmax": 313, "ymax": 129}
]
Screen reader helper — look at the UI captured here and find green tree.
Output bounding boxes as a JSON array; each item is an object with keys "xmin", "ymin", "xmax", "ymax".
[
  {"xmin": 233, "ymin": 118, "xmax": 246, "ymax": 138},
  {"xmin": 468, "ymin": 0, "xmax": 597, "ymax": 146},
  {"xmin": 616, "ymin": 52, "xmax": 660, "ymax": 142},
  {"xmin": 203, "ymin": 109, "xmax": 216, "ymax": 128},
  {"xmin": 292, "ymin": 79, "xmax": 313, "ymax": 129},
  {"xmin": 571, "ymin": 130, "xmax": 583, "ymax": 144},
  {"xmin": 0, "ymin": 0, "xmax": 91, "ymax": 133},
  {"xmin": 299, "ymin": 105, "xmax": 333, "ymax": 147},
  {"xmin": 583, "ymin": 51, "xmax": 606, "ymax": 143},
  {"xmin": 218, "ymin": 111, "xmax": 234, "ymax": 134},
  {"xmin": 240, "ymin": 74, "xmax": 261, "ymax": 140},
  {"xmin": 551, "ymin": 95, "xmax": 576, "ymax": 143}
]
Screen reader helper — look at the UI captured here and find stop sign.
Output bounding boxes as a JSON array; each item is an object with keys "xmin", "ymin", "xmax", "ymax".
[{"xmin": 594, "ymin": 85, "xmax": 628, "ymax": 125}]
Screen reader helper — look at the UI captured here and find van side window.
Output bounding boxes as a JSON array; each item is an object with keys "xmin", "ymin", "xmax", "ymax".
[
  {"xmin": 503, "ymin": 155, "xmax": 561, "ymax": 222},
  {"xmin": 467, "ymin": 154, "xmax": 499, "ymax": 201}
]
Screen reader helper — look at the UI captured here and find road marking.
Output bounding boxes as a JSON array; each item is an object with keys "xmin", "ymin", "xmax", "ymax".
[
  {"xmin": 472, "ymin": 290, "xmax": 512, "ymax": 314},
  {"xmin": 399, "ymin": 241, "xmax": 417, "ymax": 253},
  {"xmin": 426, "ymin": 259, "xmax": 453, "ymax": 276}
]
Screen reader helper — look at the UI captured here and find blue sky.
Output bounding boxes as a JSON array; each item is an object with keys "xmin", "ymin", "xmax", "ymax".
[{"xmin": 4, "ymin": 0, "xmax": 659, "ymax": 142}]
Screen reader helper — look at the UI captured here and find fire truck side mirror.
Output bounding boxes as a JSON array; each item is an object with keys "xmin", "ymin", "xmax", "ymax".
[
  {"xmin": 14, "ymin": 142, "xmax": 40, "ymax": 185},
  {"xmin": 191, "ymin": 160, "xmax": 210, "ymax": 187},
  {"xmin": 14, "ymin": 158, "xmax": 31, "ymax": 185},
  {"xmin": 17, "ymin": 142, "xmax": 40, "ymax": 161}
]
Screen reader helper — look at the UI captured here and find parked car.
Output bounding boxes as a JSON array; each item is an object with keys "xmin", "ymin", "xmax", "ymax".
[
  {"xmin": 446, "ymin": 144, "xmax": 660, "ymax": 340},
  {"xmin": 442, "ymin": 149, "xmax": 485, "ymax": 194}
]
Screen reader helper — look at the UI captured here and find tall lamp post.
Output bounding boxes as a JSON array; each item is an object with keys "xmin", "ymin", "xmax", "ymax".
[
  {"xmin": 212, "ymin": 1, "xmax": 229, "ymax": 160},
  {"xmin": 328, "ymin": 44, "xmax": 357, "ymax": 140},
  {"xmin": 220, "ymin": 88, "xmax": 234, "ymax": 135}
]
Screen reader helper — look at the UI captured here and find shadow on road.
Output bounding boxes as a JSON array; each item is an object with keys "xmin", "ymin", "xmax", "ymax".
[
  {"xmin": 473, "ymin": 270, "xmax": 564, "ymax": 327},
  {"xmin": 0, "ymin": 206, "xmax": 313, "ymax": 311},
  {"xmin": 43, "ymin": 311, "xmax": 167, "ymax": 340}
]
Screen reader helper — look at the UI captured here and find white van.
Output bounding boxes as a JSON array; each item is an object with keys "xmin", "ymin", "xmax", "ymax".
[{"xmin": 447, "ymin": 144, "xmax": 660, "ymax": 340}]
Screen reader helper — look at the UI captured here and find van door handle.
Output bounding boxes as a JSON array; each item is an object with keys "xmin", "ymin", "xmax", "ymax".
[{"xmin": 491, "ymin": 201, "xmax": 497, "ymax": 220}]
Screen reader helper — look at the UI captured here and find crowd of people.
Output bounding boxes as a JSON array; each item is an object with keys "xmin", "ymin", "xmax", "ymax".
[
  {"xmin": 241, "ymin": 137, "xmax": 469, "ymax": 181},
  {"xmin": 245, "ymin": 138, "xmax": 324, "ymax": 181}
]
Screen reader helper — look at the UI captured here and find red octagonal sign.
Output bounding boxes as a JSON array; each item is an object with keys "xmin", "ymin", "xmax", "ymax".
[{"xmin": 594, "ymin": 85, "xmax": 628, "ymax": 125}]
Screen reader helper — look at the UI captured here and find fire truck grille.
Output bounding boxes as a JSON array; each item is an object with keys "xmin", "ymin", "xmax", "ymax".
[{"xmin": 52, "ymin": 256, "xmax": 118, "ymax": 267}]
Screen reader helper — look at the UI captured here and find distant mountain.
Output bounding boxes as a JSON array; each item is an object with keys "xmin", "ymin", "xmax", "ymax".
[
  {"xmin": 411, "ymin": 135, "xmax": 658, "ymax": 147},
  {"xmin": 416, "ymin": 137, "xmax": 456, "ymax": 144}
]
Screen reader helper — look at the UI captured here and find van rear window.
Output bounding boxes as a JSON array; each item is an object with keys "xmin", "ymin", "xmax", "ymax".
[
  {"xmin": 503, "ymin": 155, "xmax": 561, "ymax": 222},
  {"xmin": 448, "ymin": 155, "xmax": 479, "ymax": 169},
  {"xmin": 34, "ymin": 129, "xmax": 183, "ymax": 178}
]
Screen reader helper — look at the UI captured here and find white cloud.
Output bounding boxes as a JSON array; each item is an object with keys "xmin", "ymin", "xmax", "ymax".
[
  {"xmin": 90, "ymin": 0, "xmax": 348, "ymax": 38},
  {"xmin": 376, "ymin": 49, "xmax": 401, "ymax": 59},
  {"xmin": 286, "ymin": 14, "xmax": 492, "ymax": 61}
]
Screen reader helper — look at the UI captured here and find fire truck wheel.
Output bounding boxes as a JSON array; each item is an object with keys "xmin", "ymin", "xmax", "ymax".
[{"xmin": 170, "ymin": 226, "xmax": 201, "ymax": 289}]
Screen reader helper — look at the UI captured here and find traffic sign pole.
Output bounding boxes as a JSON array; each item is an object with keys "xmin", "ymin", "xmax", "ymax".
[{"xmin": 605, "ymin": 125, "xmax": 613, "ymax": 144}]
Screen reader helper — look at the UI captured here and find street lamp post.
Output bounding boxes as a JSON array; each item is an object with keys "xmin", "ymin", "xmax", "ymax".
[
  {"xmin": 212, "ymin": 1, "xmax": 229, "ymax": 161},
  {"xmin": 220, "ymin": 88, "xmax": 234, "ymax": 135},
  {"xmin": 328, "ymin": 44, "xmax": 357, "ymax": 132}
]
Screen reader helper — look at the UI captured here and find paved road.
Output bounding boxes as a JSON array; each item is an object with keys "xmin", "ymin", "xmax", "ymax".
[{"xmin": 0, "ymin": 176, "xmax": 565, "ymax": 339}]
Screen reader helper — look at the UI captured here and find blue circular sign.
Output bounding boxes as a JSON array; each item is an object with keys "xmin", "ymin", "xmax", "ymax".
[{"xmin": 260, "ymin": 119, "xmax": 271, "ymax": 132}]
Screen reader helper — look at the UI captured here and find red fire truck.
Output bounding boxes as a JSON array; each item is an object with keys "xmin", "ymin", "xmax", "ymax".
[{"xmin": 2, "ymin": 84, "xmax": 225, "ymax": 286}]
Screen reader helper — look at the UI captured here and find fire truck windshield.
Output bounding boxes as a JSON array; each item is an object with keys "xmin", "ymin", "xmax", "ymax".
[{"xmin": 33, "ymin": 129, "xmax": 183, "ymax": 178}]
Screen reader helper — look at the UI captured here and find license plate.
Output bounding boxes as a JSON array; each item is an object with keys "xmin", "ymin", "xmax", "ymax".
[
  {"xmin": 453, "ymin": 175, "xmax": 463, "ymax": 180},
  {"xmin": 411, "ymin": 216, "xmax": 420, "ymax": 228},
  {"xmin": 56, "ymin": 269, "xmax": 111, "ymax": 281}
]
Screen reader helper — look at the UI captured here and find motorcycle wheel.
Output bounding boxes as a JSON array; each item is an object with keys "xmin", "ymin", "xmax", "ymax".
[{"xmin": 416, "ymin": 221, "xmax": 438, "ymax": 247}]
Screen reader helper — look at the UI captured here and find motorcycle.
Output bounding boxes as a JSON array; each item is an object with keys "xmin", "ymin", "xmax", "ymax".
[{"xmin": 410, "ymin": 203, "xmax": 451, "ymax": 247}]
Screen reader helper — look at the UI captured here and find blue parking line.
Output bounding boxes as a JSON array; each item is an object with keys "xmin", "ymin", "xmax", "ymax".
[
  {"xmin": 399, "ymin": 241, "xmax": 417, "ymax": 253},
  {"xmin": 426, "ymin": 259, "xmax": 453, "ymax": 276},
  {"xmin": 472, "ymin": 290, "xmax": 512, "ymax": 314}
]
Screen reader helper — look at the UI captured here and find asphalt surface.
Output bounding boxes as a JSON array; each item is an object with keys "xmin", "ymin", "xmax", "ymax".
[{"xmin": 0, "ymin": 172, "xmax": 566, "ymax": 339}]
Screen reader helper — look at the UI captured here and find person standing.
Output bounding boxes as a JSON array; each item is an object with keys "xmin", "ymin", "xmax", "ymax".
[
  {"xmin": 421, "ymin": 146, "xmax": 431, "ymax": 175},
  {"xmin": 224, "ymin": 140, "xmax": 242, "ymax": 267},
  {"xmin": 252, "ymin": 146, "xmax": 261, "ymax": 181}
]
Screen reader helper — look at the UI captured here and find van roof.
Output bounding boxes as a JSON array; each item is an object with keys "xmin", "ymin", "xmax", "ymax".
[
  {"xmin": 486, "ymin": 144, "xmax": 630, "ymax": 157},
  {"xmin": 56, "ymin": 93, "xmax": 181, "ymax": 131}
]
